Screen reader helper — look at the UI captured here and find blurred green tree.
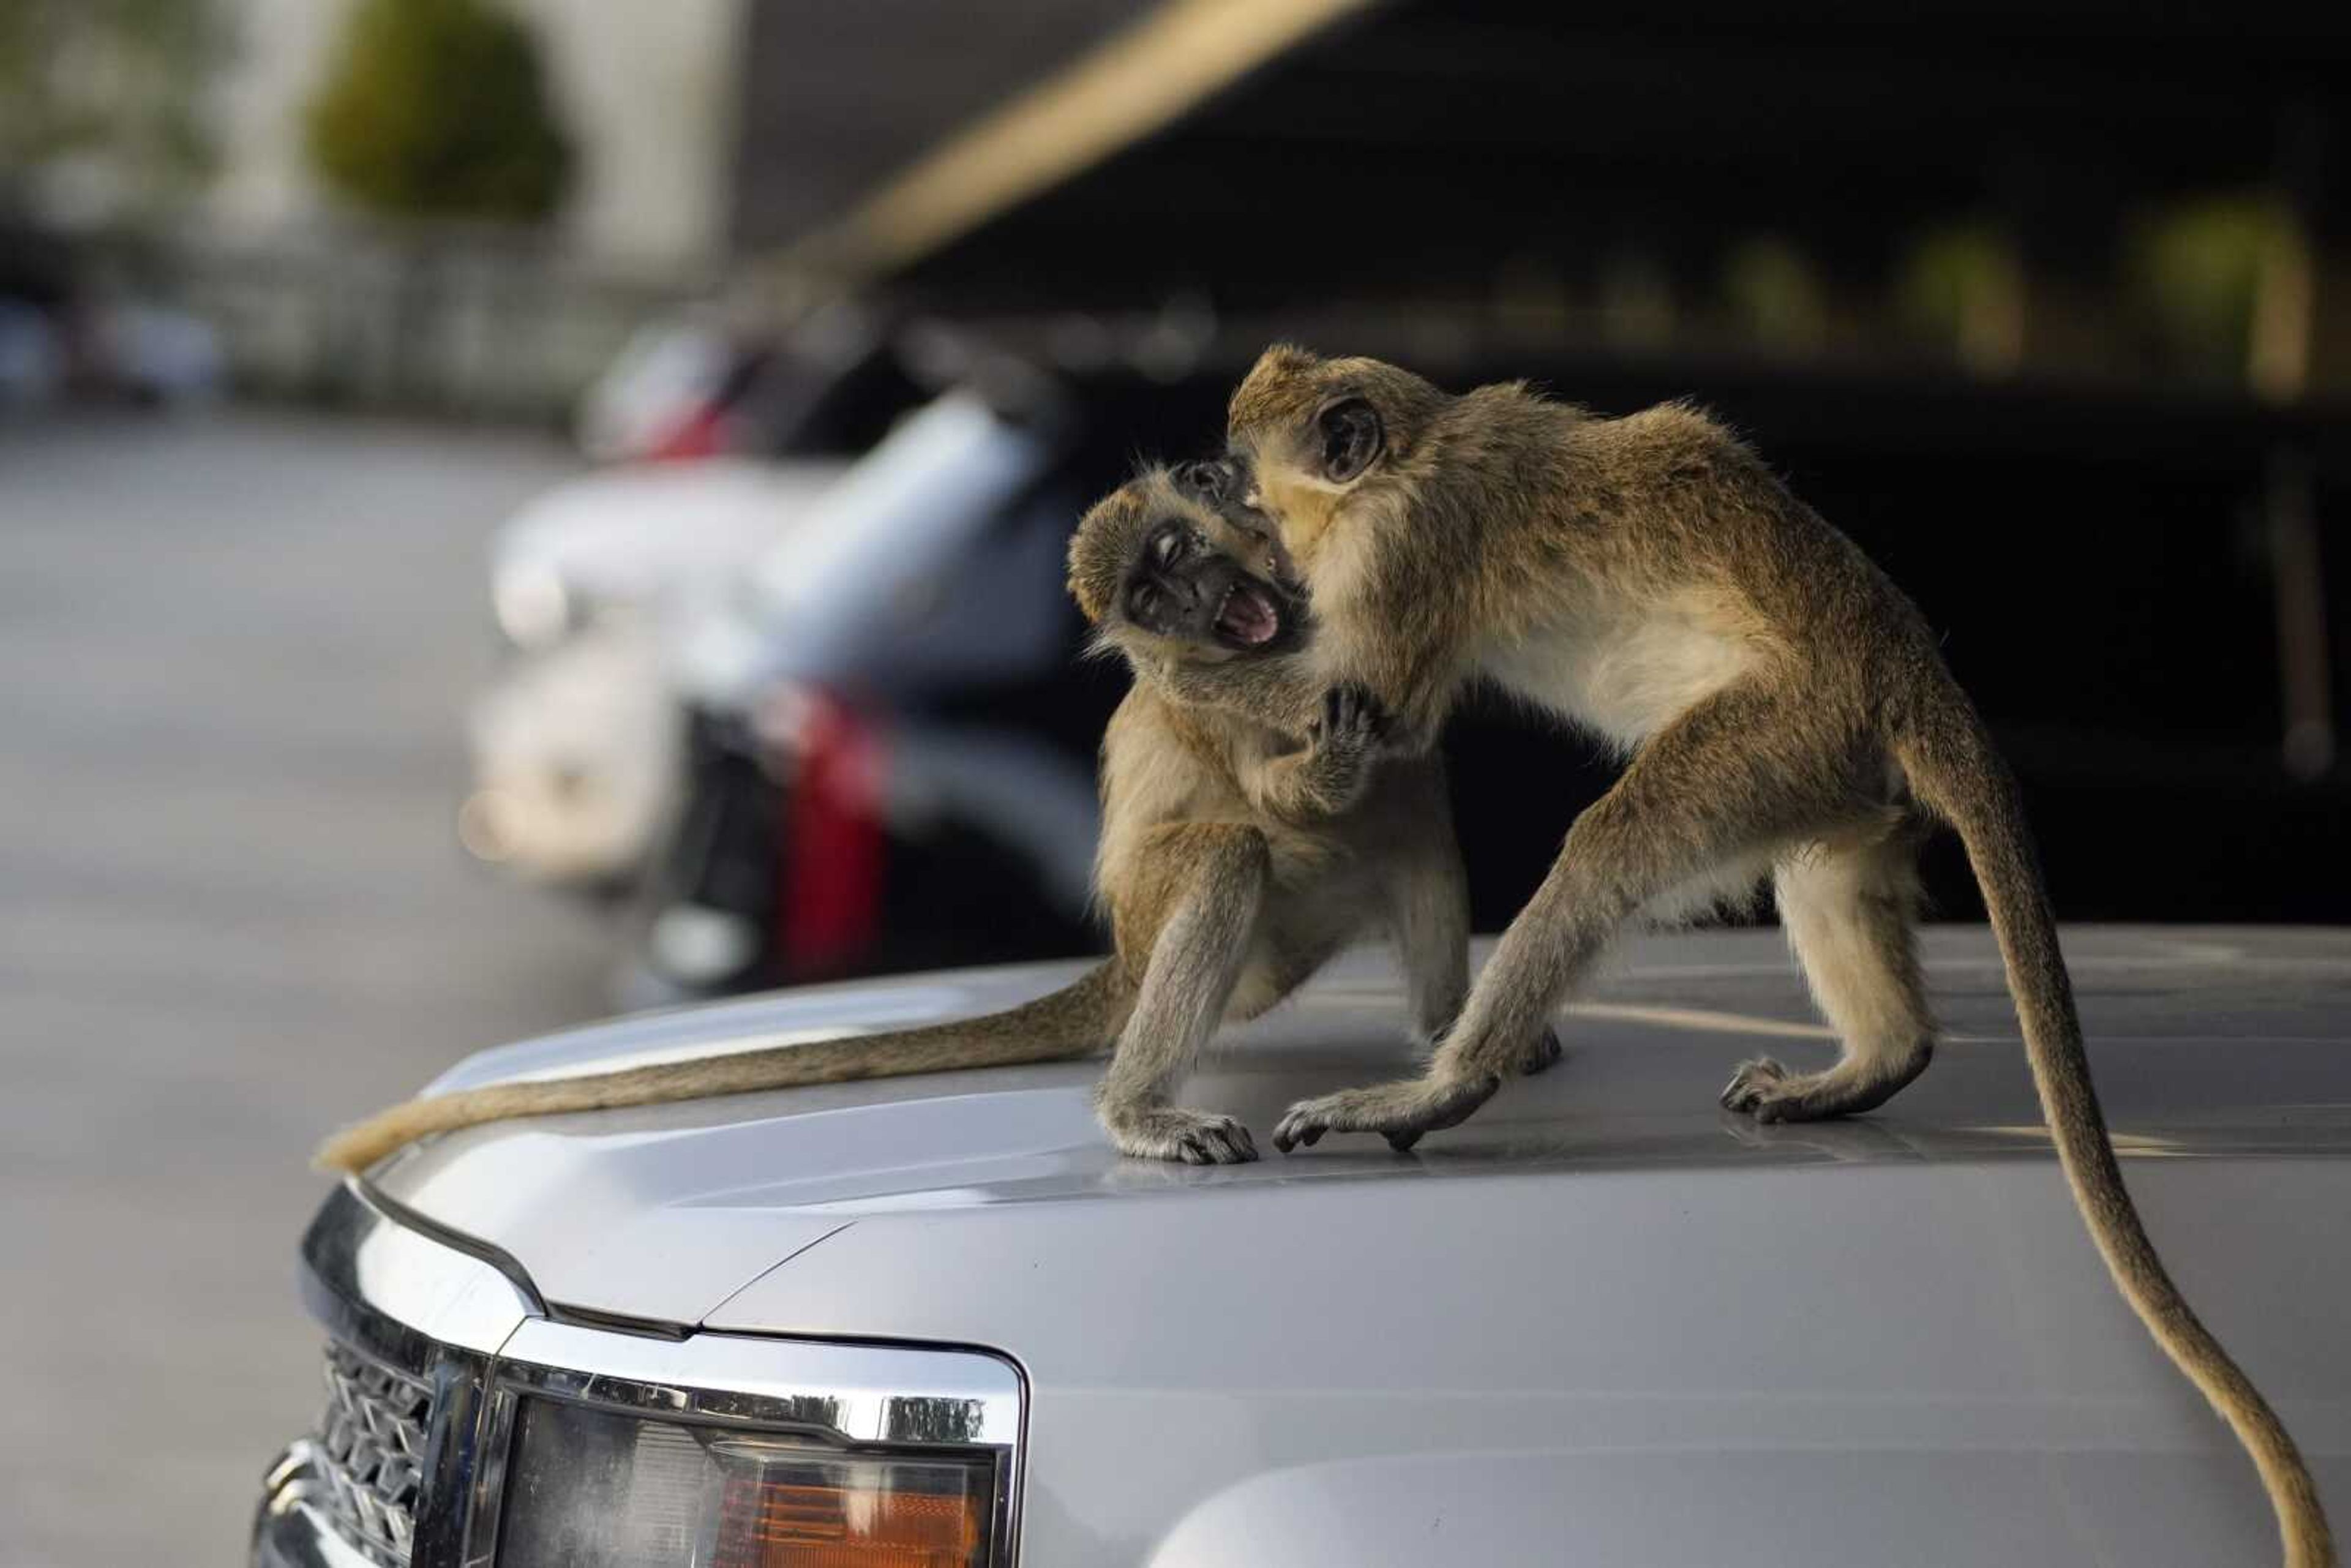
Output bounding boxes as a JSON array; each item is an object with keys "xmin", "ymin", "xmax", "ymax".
[
  {"xmin": 2126, "ymin": 196, "xmax": 2301, "ymax": 386},
  {"xmin": 305, "ymin": 0, "xmax": 572, "ymax": 225},
  {"xmin": 1722, "ymin": 235, "xmax": 1828, "ymax": 356},
  {"xmin": 0, "ymin": 0, "xmax": 222, "ymax": 206},
  {"xmin": 1896, "ymin": 222, "xmax": 2025, "ymax": 377}
]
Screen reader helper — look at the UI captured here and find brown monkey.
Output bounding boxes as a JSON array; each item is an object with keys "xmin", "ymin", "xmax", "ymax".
[
  {"xmin": 1155, "ymin": 345, "xmax": 2331, "ymax": 1566},
  {"xmin": 1063, "ymin": 459, "xmax": 1547, "ymax": 1161},
  {"xmin": 317, "ymin": 463, "xmax": 1537, "ymax": 1171}
]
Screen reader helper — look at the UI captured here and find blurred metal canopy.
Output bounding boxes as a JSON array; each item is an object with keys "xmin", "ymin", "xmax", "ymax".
[
  {"xmin": 792, "ymin": 0, "xmax": 1368, "ymax": 283},
  {"xmin": 734, "ymin": 0, "xmax": 2351, "ymax": 343},
  {"xmin": 741, "ymin": 0, "xmax": 1372, "ymax": 291}
]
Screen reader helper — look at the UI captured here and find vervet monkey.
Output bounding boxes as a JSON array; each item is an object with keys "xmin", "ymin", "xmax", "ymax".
[
  {"xmin": 1155, "ymin": 345, "xmax": 2330, "ymax": 1566},
  {"xmin": 318, "ymin": 463, "xmax": 1543, "ymax": 1172}
]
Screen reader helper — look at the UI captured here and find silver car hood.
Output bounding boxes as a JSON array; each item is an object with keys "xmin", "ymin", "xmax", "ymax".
[{"xmin": 366, "ymin": 926, "xmax": 2351, "ymax": 1566}]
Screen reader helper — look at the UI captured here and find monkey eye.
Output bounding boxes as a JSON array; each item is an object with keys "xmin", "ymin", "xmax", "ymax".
[
  {"xmin": 1128, "ymin": 582, "xmax": 1160, "ymax": 620},
  {"xmin": 1150, "ymin": 527, "xmax": 1187, "ymax": 565}
]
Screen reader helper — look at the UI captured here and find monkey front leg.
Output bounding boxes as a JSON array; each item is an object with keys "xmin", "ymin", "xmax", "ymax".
[
  {"xmin": 1160, "ymin": 645, "xmax": 1461, "ymax": 757},
  {"xmin": 1384, "ymin": 846, "xmax": 1565, "ymax": 1075},
  {"xmin": 1148, "ymin": 650, "xmax": 1327, "ymax": 737},
  {"xmin": 1097, "ymin": 823, "xmax": 1276, "ymax": 1163},
  {"xmin": 1242, "ymin": 685, "xmax": 1392, "ymax": 823}
]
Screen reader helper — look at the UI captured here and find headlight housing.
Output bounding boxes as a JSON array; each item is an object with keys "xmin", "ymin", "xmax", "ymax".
[
  {"xmin": 497, "ymin": 1397, "xmax": 998, "ymax": 1567},
  {"xmin": 257, "ymin": 1188, "xmax": 1024, "ymax": 1568}
]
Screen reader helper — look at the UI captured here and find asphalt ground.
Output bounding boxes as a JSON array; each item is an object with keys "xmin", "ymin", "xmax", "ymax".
[{"xmin": 0, "ymin": 408, "xmax": 612, "ymax": 1565}]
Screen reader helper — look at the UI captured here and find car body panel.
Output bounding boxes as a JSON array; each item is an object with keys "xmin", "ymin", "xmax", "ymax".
[
  {"xmin": 364, "ymin": 926, "xmax": 2351, "ymax": 1565},
  {"xmin": 490, "ymin": 456, "xmax": 849, "ymax": 617}
]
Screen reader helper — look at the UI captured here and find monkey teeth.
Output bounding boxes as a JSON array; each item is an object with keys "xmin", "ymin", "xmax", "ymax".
[{"xmin": 1217, "ymin": 583, "xmax": 1281, "ymax": 646}]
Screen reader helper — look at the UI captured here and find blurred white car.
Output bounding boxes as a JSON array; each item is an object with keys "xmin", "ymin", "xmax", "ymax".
[
  {"xmin": 486, "ymin": 457, "xmax": 852, "ymax": 657},
  {"xmin": 457, "ymin": 622, "xmax": 680, "ymax": 885},
  {"xmin": 464, "ymin": 457, "xmax": 847, "ymax": 888}
]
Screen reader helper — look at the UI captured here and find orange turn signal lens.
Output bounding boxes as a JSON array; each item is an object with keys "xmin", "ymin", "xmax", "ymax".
[
  {"xmin": 705, "ymin": 1476, "xmax": 983, "ymax": 1568},
  {"xmin": 496, "ymin": 1398, "xmax": 1000, "ymax": 1568}
]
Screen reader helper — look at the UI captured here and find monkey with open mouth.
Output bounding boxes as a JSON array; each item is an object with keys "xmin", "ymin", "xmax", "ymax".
[{"xmin": 315, "ymin": 460, "xmax": 1549, "ymax": 1171}]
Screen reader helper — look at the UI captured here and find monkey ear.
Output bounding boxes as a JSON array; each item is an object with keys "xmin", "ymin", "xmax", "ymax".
[
  {"xmin": 1316, "ymin": 397, "xmax": 1383, "ymax": 484},
  {"xmin": 1065, "ymin": 522, "xmax": 1109, "ymax": 622},
  {"xmin": 1173, "ymin": 457, "xmax": 1231, "ymax": 503}
]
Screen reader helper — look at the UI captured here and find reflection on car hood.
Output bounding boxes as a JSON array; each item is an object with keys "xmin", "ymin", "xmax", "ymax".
[{"xmin": 370, "ymin": 926, "xmax": 2351, "ymax": 1324}]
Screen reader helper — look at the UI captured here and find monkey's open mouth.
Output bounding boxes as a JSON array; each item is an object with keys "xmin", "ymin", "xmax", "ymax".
[{"xmin": 1215, "ymin": 582, "xmax": 1283, "ymax": 647}]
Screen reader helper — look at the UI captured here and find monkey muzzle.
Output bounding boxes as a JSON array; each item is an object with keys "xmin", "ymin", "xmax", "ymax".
[{"xmin": 1215, "ymin": 580, "xmax": 1283, "ymax": 648}]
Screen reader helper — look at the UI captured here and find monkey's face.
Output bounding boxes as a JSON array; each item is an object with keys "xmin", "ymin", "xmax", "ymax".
[
  {"xmin": 1121, "ymin": 511, "xmax": 1300, "ymax": 653},
  {"xmin": 1068, "ymin": 467, "xmax": 1305, "ymax": 661}
]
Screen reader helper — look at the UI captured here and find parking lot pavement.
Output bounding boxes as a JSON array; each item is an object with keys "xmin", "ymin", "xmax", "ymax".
[{"xmin": 0, "ymin": 409, "xmax": 613, "ymax": 1566}]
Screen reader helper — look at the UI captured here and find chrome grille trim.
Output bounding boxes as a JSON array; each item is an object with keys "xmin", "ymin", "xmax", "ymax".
[
  {"xmin": 285, "ymin": 1184, "xmax": 524, "ymax": 1568},
  {"xmin": 311, "ymin": 1343, "xmax": 432, "ymax": 1566}
]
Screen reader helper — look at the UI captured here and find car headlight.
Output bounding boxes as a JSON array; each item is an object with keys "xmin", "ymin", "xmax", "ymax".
[
  {"xmin": 497, "ymin": 1395, "xmax": 1000, "ymax": 1567},
  {"xmin": 263, "ymin": 1187, "xmax": 1024, "ymax": 1568}
]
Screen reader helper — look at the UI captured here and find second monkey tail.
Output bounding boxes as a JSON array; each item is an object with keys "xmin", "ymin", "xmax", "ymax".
[
  {"xmin": 313, "ymin": 959, "xmax": 1137, "ymax": 1175},
  {"xmin": 1895, "ymin": 686, "xmax": 2334, "ymax": 1568}
]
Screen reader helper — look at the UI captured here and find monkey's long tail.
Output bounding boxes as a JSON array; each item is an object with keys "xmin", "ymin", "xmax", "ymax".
[
  {"xmin": 1896, "ymin": 689, "xmax": 2334, "ymax": 1568},
  {"xmin": 314, "ymin": 959, "xmax": 1137, "ymax": 1174}
]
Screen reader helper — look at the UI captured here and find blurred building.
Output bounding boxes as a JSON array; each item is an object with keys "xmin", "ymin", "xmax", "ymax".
[{"xmin": 4, "ymin": 0, "xmax": 760, "ymax": 414}]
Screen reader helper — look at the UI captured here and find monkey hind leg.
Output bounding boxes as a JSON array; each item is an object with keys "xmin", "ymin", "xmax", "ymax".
[
  {"xmin": 1224, "ymin": 922, "xmax": 1350, "ymax": 1024},
  {"xmin": 1277, "ymin": 681, "xmax": 1870, "ymax": 1155},
  {"xmin": 1376, "ymin": 774, "xmax": 1565, "ymax": 1072},
  {"xmin": 1384, "ymin": 838, "xmax": 1471, "ymax": 1047},
  {"xmin": 1723, "ymin": 829, "xmax": 1937, "ymax": 1123}
]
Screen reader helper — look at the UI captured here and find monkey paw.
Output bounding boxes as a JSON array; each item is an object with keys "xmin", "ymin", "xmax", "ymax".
[
  {"xmin": 1719, "ymin": 1047, "xmax": 1930, "ymax": 1124},
  {"xmin": 1720, "ymin": 1056, "xmax": 1829, "ymax": 1122},
  {"xmin": 1719, "ymin": 1055, "xmax": 1791, "ymax": 1112},
  {"xmin": 1272, "ymin": 1073, "xmax": 1500, "ymax": 1155},
  {"xmin": 1310, "ymin": 684, "xmax": 1390, "ymax": 749},
  {"xmin": 1104, "ymin": 1106, "xmax": 1260, "ymax": 1165},
  {"xmin": 1520, "ymin": 1025, "xmax": 1565, "ymax": 1076}
]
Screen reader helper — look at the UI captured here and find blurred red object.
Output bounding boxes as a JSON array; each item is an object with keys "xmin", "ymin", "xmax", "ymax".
[
  {"xmin": 777, "ymin": 692, "xmax": 887, "ymax": 976},
  {"xmin": 647, "ymin": 400, "xmax": 729, "ymax": 461}
]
